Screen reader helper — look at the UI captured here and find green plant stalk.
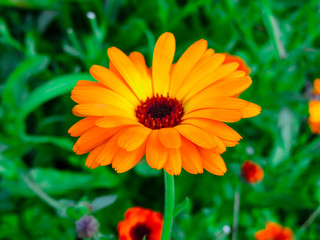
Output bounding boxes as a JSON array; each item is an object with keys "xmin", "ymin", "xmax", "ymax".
[
  {"xmin": 260, "ymin": 0, "xmax": 287, "ymax": 59},
  {"xmin": 161, "ymin": 171, "xmax": 175, "ymax": 240},
  {"xmin": 296, "ymin": 206, "xmax": 320, "ymax": 238},
  {"xmin": 20, "ymin": 172, "xmax": 63, "ymax": 211},
  {"xmin": 87, "ymin": 12, "xmax": 103, "ymax": 42},
  {"xmin": 232, "ymin": 183, "xmax": 241, "ymax": 240}
]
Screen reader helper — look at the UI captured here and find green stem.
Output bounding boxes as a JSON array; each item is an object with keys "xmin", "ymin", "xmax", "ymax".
[
  {"xmin": 232, "ymin": 184, "xmax": 241, "ymax": 240},
  {"xmin": 260, "ymin": 0, "xmax": 287, "ymax": 59},
  {"xmin": 296, "ymin": 206, "xmax": 320, "ymax": 238},
  {"xmin": 161, "ymin": 171, "xmax": 175, "ymax": 240},
  {"xmin": 20, "ymin": 172, "xmax": 63, "ymax": 211}
]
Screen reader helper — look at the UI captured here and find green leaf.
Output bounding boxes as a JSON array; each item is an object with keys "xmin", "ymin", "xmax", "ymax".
[
  {"xmin": 0, "ymin": 0, "xmax": 60, "ymax": 9},
  {"xmin": 91, "ymin": 195, "xmax": 117, "ymax": 213},
  {"xmin": 17, "ymin": 73, "xmax": 94, "ymax": 121},
  {"xmin": 0, "ymin": 17, "xmax": 23, "ymax": 50},
  {"xmin": 23, "ymin": 135, "xmax": 74, "ymax": 152},
  {"xmin": 270, "ymin": 107, "xmax": 299, "ymax": 166},
  {"xmin": 2, "ymin": 168, "xmax": 120, "ymax": 196},
  {"xmin": 0, "ymin": 156, "xmax": 17, "ymax": 179},
  {"xmin": 2, "ymin": 55, "xmax": 50, "ymax": 108},
  {"xmin": 174, "ymin": 197, "xmax": 190, "ymax": 217}
]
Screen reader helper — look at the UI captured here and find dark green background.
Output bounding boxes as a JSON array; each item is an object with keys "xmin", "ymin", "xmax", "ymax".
[{"xmin": 0, "ymin": 0, "xmax": 319, "ymax": 239}]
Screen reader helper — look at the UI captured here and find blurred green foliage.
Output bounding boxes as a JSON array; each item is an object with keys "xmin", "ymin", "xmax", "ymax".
[{"xmin": 0, "ymin": 0, "xmax": 320, "ymax": 239}]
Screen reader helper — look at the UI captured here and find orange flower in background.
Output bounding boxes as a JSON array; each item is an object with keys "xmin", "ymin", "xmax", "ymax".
[
  {"xmin": 222, "ymin": 53, "xmax": 251, "ymax": 75},
  {"xmin": 308, "ymin": 79, "xmax": 320, "ymax": 134},
  {"xmin": 312, "ymin": 79, "xmax": 320, "ymax": 95},
  {"xmin": 69, "ymin": 32, "xmax": 261, "ymax": 175},
  {"xmin": 241, "ymin": 160, "xmax": 264, "ymax": 183},
  {"xmin": 118, "ymin": 207, "xmax": 163, "ymax": 240},
  {"xmin": 255, "ymin": 222, "xmax": 294, "ymax": 240}
]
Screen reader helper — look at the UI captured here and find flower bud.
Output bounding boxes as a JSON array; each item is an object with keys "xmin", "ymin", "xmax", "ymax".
[
  {"xmin": 76, "ymin": 215, "xmax": 99, "ymax": 239},
  {"xmin": 241, "ymin": 160, "xmax": 264, "ymax": 184}
]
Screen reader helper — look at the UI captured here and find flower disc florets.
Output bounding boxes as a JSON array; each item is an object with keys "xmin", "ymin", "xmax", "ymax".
[
  {"xmin": 135, "ymin": 94, "xmax": 184, "ymax": 129},
  {"xmin": 130, "ymin": 224, "xmax": 151, "ymax": 239}
]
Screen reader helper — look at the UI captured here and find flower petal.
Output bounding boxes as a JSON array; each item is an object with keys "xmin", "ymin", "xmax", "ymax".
[
  {"xmin": 146, "ymin": 130, "xmax": 168, "ymax": 169},
  {"xmin": 309, "ymin": 101, "xmax": 320, "ymax": 122},
  {"xmin": 222, "ymin": 53, "xmax": 251, "ymax": 74},
  {"xmin": 95, "ymin": 116, "xmax": 141, "ymax": 128},
  {"xmin": 182, "ymin": 118, "xmax": 242, "ymax": 141},
  {"xmin": 180, "ymin": 137, "xmax": 203, "ymax": 174},
  {"xmin": 203, "ymin": 48, "xmax": 215, "ymax": 57},
  {"xmin": 129, "ymin": 52, "xmax": 153, "ymax": 98},
  {"xmin": 73, "ymin": 126, "xmax": 122, "ymax": 154},
  {"xmin": 117, "ymin": 126, "xmax": 151, "ymax": 151},
  {"xmin": 198, "ymin": 148, "xmax": 227, "ymax": 175},
  {"xmin": 184, "ymin": 96, "xmax": 250, "ymax": 113},
  {"xmin": 184, "ymin": 62, "xmax": 240, "ymax": 101},
  {"xmin": 89, "ymin": 65, "xmax": 139, "ymax": 104},
  {"xmin": 109, "ymin": 60, "xmax": 122, "ymax": 79},
  {"xmin": 176, "ymin": 54, "xmax": 225, "ymax": 100},
  {"xmin": 219, "ymin": 138, "xmax": 239, "ymax": 147},
  {"xmin": 108, "ymin": 47, "xmax": 147, "ymax": 100},
  {"xmin": 183, "ymin": 118, "xmax": 242, "ymax": 141},
  {"xmin": 112, "ymin": 144, "xmax": 146, "ymax": 173},
  {"xmin": 239, "ymin": 102, "xmax": 261, "ymax": 118},
  {"xmin": 183, "ymin": 108, "xmax": 242, "ymax": 122},
  {"xmin": 75, "ymin": 80, "xmax": 104, "ymax": 88},
  {"xmin": 73, "ymin": 104, "xmax": 135, "ymax": 118},
  {"xmin": 309, "ymin": 119, "xmax": 320, "ymax": 133},
  {"xmin": 198, "ymin": 76, "xmax": 252, "ymax": 97},
  {"xmin": 85, "ymin": 143, "xmax": 106, "ymax": 168},
  {"xmin": 68, "ymin": 116, "xmax": 100, "ymax": 137},
  {"xmin": 314, "ymin": 79, "xmax": 320, "ymax": 94},
  {"xmin": 163, "ymin": 149, "xmax": 181, "ymax": 175},
  {"xmin": 71, "ymin": 86, "xmax": 134, "ymax": 111},
  {"xmin": 158, "ymin": 127, "xmax": 181, "ymax": 149},
  {"xmin": 169, "ymin": 39, "xmax": 207, "ymax": 96},
  {"xmin": 152, "ymin": 32, "xmax": 176, "ymax": 95},
  {"xmin": 175, "ymin": 124, "xmax": 218, "ymax": 149},
  {"xmin": 95, "ymin": 132, "xmax": 124, "ymax": 166}
]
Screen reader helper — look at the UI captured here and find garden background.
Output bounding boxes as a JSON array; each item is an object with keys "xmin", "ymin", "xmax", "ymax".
[{"xmin": 0, "ymin": 0, "xmax": 319, "ymax": 239}]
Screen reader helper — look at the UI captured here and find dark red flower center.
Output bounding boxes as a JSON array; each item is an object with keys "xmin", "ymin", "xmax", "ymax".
[
  {"xmin": 136, "ymin": 94, "xmax": 184, "ymax": 129},
  {"xmin": 130, "ymin": 224, "xmax": 151, "ymax": 240}
]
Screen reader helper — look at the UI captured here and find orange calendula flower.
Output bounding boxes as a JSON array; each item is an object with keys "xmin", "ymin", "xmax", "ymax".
[
  {"xmin": 255, "ymin": 222, "xmax": 294, "ymax": 240},
  {"xmin": 222, "ymin": 53, "xmax": 251, "ymax": 75},
  {"xmin": 118, "ymin": 207, "xmax": 163, "ymax": 240},
  {"xmin": 308, "ymin": 79, "xmax": 320, "ymax": 134},
  {"xmin": 241, "ymin": 160, "xmax": 264, "ymax": 183},
  {"xmin": 69, "ymin": 32, "xmax": 261, "ymax": 175}
]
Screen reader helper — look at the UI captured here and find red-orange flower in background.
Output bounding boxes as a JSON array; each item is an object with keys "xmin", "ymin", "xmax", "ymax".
[
  {"xmin": 255, "ymin": 222, "xmax": 294, "ymax": 240},
  {"xmin": 118, "ymin": 207, "xmax": 163, "ymax": 240},
  {"xmin": 308, "ymin": 79, "xmax": 320, "ymax": 134},
  {"xmin": 69, "ymin": 32, "xmax": 261, "ymax": 175},
  {"xmin": 241, "ymin": 160, "xmax": 264, "ymax": 184},
  {"xmin": 222, "ymin": 53, "xmax": 251, "ymax": 75}
]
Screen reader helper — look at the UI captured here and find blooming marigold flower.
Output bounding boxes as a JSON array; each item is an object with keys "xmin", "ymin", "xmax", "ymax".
[
  {"xmin": 308, "ymin": 79, "xmax": 320, "ymax": 133},
  {"xmin": 118, "ymin": 207, "xmax": 163, "ymax": 240},
  {"xmin": 255, "ymin": 222, "xmax": 294, "ymax": 240},
  {"xmin": 241, "ymin": 160, "xmax": 264, "ymax": 183},
  {"xmin": 69, "ymin": 32, "xmax": 261, "ymax": 175},
  {"xmin": 222, "ymin": 53, "xmax": 251, "ymax": 75}
]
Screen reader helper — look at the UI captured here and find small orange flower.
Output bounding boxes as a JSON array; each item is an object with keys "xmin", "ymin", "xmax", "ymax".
[
  {"xmin": 222, "ymin": 53, "xmax": 251, "ymax": 75},
  {"xmin": 69, "ymin": 32, "xmax": 261, "ymax": 175},
  {"xmin": 255, "ymin": 222, "xmax": 294, "ymax": 240},
  {"xmin": 118, "ymin": 207, "xmax": 163, "ymax": 240},
  {"xmin": 241, "ymin": 160, "xmax": 263, "ymax": 183},
  {"xmin": 308, "ymin": 79, "xmax": 320, "ymax": 134}
]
